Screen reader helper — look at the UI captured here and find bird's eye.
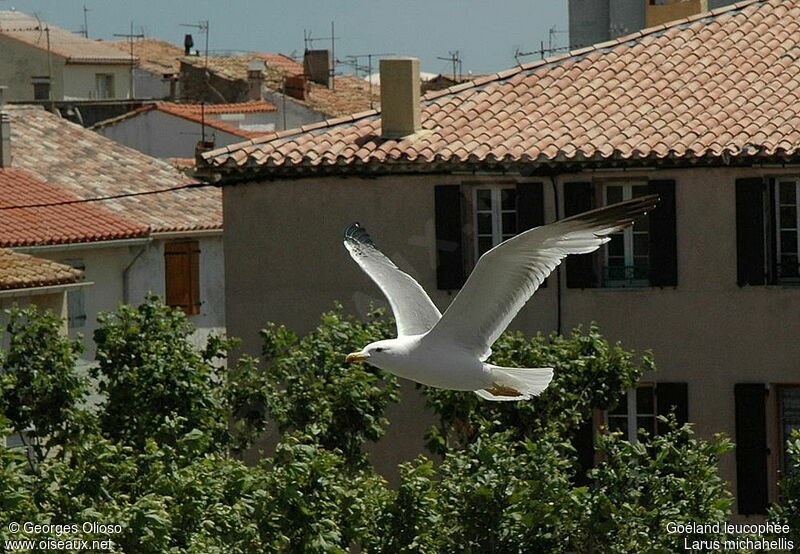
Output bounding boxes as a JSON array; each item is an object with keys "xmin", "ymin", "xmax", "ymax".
[{"xmin": 375, "ymin": 347, "xmax": 385, "ymax": 352}]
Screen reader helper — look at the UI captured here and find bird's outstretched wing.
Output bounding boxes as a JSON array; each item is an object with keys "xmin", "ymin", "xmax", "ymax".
[
  {"xmin": 426, "ymin": 195, "xmax": 659, "ymax": 359},
  {"xmin": 344, "ymin": 223, "xmax": 442, "ymax": 337}
]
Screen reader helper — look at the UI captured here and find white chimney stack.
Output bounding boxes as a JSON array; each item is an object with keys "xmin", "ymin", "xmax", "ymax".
[
  {"xmin": 379, "ymin": 57, "xmax": 421, "ymax": 139},
  {"xmin": 0, "ymin": 86, "xmax": 10, "ymax": 168}
]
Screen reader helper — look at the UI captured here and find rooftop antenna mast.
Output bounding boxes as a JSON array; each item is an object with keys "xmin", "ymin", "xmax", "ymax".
[
  {"xmin": 343, "ymin": 52, "xmax": 394, "ymax": 108},
  {"xmin": 437, "ymin": 50, "xmax": 462, "ymax": 82},
  {"xmin": 303, "ymin": 22, "xmax": 339, "ymax": 90},
  {"xmin": 113, "ymin": 21, "xmax": 144, "ymax": 98},
  {"xmin": 180, "ymin": 20, "xmax": 210, "ymax": 141},
  {"xmin": 514, "ymin": 27, "xmax": 571, "ymax": 65},
  {"xmin": 80, "ymin": 4, "xmax": 91, "ymax": 38}
]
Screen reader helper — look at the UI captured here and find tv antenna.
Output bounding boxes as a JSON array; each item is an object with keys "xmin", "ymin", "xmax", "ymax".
[
  {"xmin": 515, "ymin": 26, "xmax": 571, "ymax": 64},
  {"xmin": 303, "ymin": 22, "xmax": 338, "ymax": 90},
  {"xmin": 78, "ymin": 4, "xmax": 91, "ymax": 38},
  {"xmin": 113, "ymin": 21, "xmax": 144, "ymax": 98},
  {"xmin": 342, "ymin": 52, "xmax": 394, "ymax": 108},
  {"xmin": 436, "ymin": 51, "xmax": 462, "ymax": 82}
]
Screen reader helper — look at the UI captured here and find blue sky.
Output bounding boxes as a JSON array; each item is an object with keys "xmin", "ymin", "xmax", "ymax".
[{"xmin": 1, "ymin": 1, "xmax": 569, "ymax": 75}]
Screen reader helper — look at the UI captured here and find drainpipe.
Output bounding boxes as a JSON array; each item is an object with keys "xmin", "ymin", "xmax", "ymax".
[
  {"xmin": 122, "ymin": 241, "xmax": 151, "ymax": 304},
  {"xmin": 550, "ymin": 174, "xmax": 562, "ymax": 336}
]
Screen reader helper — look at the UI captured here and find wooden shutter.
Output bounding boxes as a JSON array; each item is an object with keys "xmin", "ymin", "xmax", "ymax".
[
  {"xmin": 735, "ymin": 178, "xmax": 766, "ymax": 286},
  {"xmin": 435, "ymin": 185, "xmax": 465, "ymax": 289},
  {"xmin": 734, "ymin": 383, "xmax": 769, "ymax": 515},
  {"xmin": 517, "ymin": 182, "xmax": 546, "ymax": 287},
  {"xmin": 655, "ymin": 382, "xmax": 688, "ymax": 434},
  {"xmin": 165, "ymin": 241, "xmax": 201, "ymax": 315},
  {"xmin": 647, "ymin": 180, "xmax": 678, "ymax": 287},
  {"xmin": 564, "ymin": 182, "xmax": 597, "ymax": 288}
]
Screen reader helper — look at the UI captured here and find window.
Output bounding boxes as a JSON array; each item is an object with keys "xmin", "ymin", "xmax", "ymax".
[
  {"xmin": 606, "ymin": 385, "xmax": 655, "ymax": 443},
  {"xmin": 775, "ymin": 180, "xmax": 800, "ymax": 283},
  {"xmin": 164, "ymin": 241, "xmax": 200, "ymax": 315},
  {"xmin": 778, "ymin": 386, "xmax": 800, "ymax": 478},
  {"xmin": 95, "ymin": 73, "xmax": 114, "ymax": 99},
  {"xmin": 31, "ymin": 76, "xmax": 51, "ymax": 101},
  {"xmin": 63, "ymin": 259, "xmax": 86, "ymax": 328},
  {"xmin": 564, "ymin": 180, "xmax": 677, "ymax": 289},
  {"xmin": 474, "ymin": 186, "xmax": 517, "ymax": 258},
  {"xmin": 603, "ymin": 184, "xmax": 651, "ymax": 287}
]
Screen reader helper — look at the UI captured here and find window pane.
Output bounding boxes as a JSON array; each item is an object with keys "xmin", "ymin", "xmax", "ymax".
[
  {"xmin": 608, "ymin": 417, "xmax": 628, "ymax": 436},
  {"xmin": 780, "ymin": 387, "xmax": 800, "ymax": 476},
  {"xmin": 609, "ymin": 400, "xmax": 627, "ymax": 415},
  {"xmin": 502, "ymin": 212, "xmax": 517, "ymax": 235},
  {"xmin": 636, "ymin": 386, "xmax": 654, "ymax": 414},
  {"xmin": 632, "ymin": 185, "xmax": 649, "ymax": 198},
  {"xmin": 606, "ymin": 186, "xmax": 623, "ymax": 204},
  {"xmin": 781, "ymin": 231, "xmax": 798, "ymax": 254},
  {"xmin": 780, "ymin": 207, "xmax": 797, "ymax": 229},
  {"xmin": 637, "ymin": 416, "xmax": 655, "ymax": 436},
  {"xmin": 608, "ymin": 234, "xmax": 624, "ymax": 256},
  {"xmin": 780, "ymin": 255, "xmax": 799, "ymax": 277},
  {"xmin": 779, "ymin": 182, "xmax": 797, "ymax": 204},
  {"xmin": 501, "ymin": 188, "xmax": 517, "ymax": 211},
  {"xmin": 477, "ymin": 213, "xmax": 493, "ymax": 235},
  {"xmin": 476, "ymin": 189, "xmax": 492, "ymax": 211},
  {"xmin": 633, "ymin": 233, "xmax": 649, "ymax": 256},
  {"xmin": 478, "ymin": 237, "xmax": 493, "ymax": 256}
]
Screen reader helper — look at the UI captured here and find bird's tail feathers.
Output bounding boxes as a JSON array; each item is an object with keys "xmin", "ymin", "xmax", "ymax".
[{"xmin": 475, "ymin": 366, "xmax": 554, "ymax": 402}]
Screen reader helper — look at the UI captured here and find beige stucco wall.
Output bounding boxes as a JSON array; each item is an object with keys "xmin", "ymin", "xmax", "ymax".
[
  {"xmin": 0, "ymin": 34, "xmax": 66, "ymax": 101},
  {"xmin": 223, "ymin": 166, "xmax": 800, "ymax": 498},
  {"xmin": 62, "ymin": 63, "xmax": 132, "ymax": 100}
]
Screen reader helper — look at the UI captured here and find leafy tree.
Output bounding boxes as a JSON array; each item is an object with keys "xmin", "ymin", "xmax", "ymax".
[{"xmin": 769, "ymin": 430, "xmax": 800, "ymax": 546}]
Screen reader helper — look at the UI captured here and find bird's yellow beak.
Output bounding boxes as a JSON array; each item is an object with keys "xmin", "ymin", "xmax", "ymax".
[{"xmin": 345, "ymin": 351, "xmax": 369, "ymax": 363}]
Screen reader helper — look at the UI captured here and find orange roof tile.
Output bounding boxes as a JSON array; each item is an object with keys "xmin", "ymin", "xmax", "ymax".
[
  {"xmin": 8, "ymin": 105, "xmax": 221, "ymax": 233},
  {"xmin": 204, "ymin": 0, "xmax": 800, "ymax": 175},
  {"xmin": 0, "ymin": 168, "xmax": 148, "ymax": 247},
  {"xmin": 0, "ymin": 248, "xmax": 82, "ymax": 291},
  {"xmin": 0, "ymin": 10, "xmax": 133, "ymax": 64}
]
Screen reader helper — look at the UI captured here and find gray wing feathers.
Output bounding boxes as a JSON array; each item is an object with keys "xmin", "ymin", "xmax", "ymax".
[
  {"xmin": 344, "ymin": 223, "xmax": 441, "ymax": 337},
  {"xmin": 427, "ymin": 195, "xmax": 658, "ymax": 358}
]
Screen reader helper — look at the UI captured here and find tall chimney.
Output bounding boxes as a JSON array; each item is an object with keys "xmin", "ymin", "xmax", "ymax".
[
  {"xmin": 304, "ymin": 49, "xmax": 331, "ymax": 87},
  {"xmin": 247, "ymin": 59, "xmax": 266, "ymax": 101},
  {"xmin": 379, "ymin": 57, "xmax": 421, "ymax": 139},
  {"xmin": 0, "ymin": 87, "xmax": 10, "ymax": 168}
]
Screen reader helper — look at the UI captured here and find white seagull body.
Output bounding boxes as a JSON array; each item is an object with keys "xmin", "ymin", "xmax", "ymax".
[{"xmin": 344, "ymin": 195, "xmax": 658, "ymax": 401}]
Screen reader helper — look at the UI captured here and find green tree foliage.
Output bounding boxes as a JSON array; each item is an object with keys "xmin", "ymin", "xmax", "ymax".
[
  {"xmin": 0, "ymin": 299, "xmax": 757, "ymax": 552},
  {"xmin": 770, "ymin": 430, "xmax": 800, "ymax": 546}
]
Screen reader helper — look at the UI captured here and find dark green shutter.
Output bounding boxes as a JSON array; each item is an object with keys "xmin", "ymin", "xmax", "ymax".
[
  {"xmin": 435, "ymin": 185, "xmax": 465, "ymax": 289},
  {"xmin": 735, "ymin": 178, "xmax": 766, "ymax": 286},
  {"xmin": 734, "ymin": 383, "xmax": 769, "ymax": 515},
  {"xmin": 656, "ymin": 382, "xmax": 688, "ymax": 434},
  {"xmin": 572, "ymin": 419, "xmax": 594, "ymax": 486},
  {"xmin": 564, "ymin": 182, "xmax": 597, "ymax": 288},
  {"xmin": 517, "ymin": 182, "xmax": 546, "ymax": 287},
  {"xmin": 647, "ymin": 180, "xmax": 678, "ymax": 287}
]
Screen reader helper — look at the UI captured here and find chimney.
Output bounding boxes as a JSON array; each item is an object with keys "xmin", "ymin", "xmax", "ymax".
[
  {"xmin": 0, "ymin": 87, "xmax": 10, "ymax": 168},
  {"xmin": 645, "ymin": 0, "xmax": 708, "ymax": 28},
  {"xmin": 246, "ymin": 59, "xmax": 266, "ymax": 101},
  {"xmin": 303, "ymin": 49, "xmax": 330, "ymax": 87},
  {"xmin": 184, "ymin": 34, "xmax": 194, "ymax": 56},
  {"xmin": 379, "ymin": 57, "xmax": 421, "ymax": 139},
  {"xmin": 284, "ymin": 75, "xmax": 308, "ymax": 100}
]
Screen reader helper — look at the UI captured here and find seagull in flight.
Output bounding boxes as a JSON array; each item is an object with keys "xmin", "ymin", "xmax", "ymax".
[{"xmin": 344, "ymin": 195, "xmax": 658, "ymax": 401}]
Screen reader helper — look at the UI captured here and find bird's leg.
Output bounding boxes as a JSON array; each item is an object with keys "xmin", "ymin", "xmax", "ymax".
[{"xmin": 485, "ymin": 383, "xmax": 523, "ymax": 397}]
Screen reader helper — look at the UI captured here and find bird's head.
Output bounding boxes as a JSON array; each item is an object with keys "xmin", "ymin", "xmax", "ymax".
[{"xmin": 345, "ymin": 339, "xmax": 396, "ymax": 365}]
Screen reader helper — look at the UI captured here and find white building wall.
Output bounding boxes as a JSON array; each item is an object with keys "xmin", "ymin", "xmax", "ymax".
[
  {"xmin": 62, "ymin": 63, "xmax": 133, "ymax": 100},
  {"xmin": 97, "ymin": 109, "xmax": 250, "ymax": 159}
]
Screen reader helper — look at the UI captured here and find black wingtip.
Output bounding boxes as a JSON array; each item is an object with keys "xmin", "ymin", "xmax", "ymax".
[{"xmin": 344, "ymin": 222, "xmax": 375, "ymax": 246}]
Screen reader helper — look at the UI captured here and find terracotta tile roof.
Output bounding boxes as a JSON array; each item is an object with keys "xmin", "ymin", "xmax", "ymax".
[
  {"xmin": 181, "ymin": 54, "xmax": 380, "ymax": 117},
  {"xmin": 8, "ymin": 105, "xmax": 221, "ymax": 233},
  {"xmin": 105, "ymin": 37, "xmax": 184, "ymax": 74},
  {"xmin": 91, "ymin": 101, "xmax": 276, "ymax": 139},
  {"xmin": 0, "ymin": 10, "xmax": 133, "ymax": 64},
  {"xmin": 0, "ymin": 248, "xmax": 83, "ymax": 291},
  {"xmin": 203, "ymin": 0, "xmax": 800, "ymax": 175},
  {"xmin": 0, "ymin": 168, "xmax": 148, "ymax": 247}
]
